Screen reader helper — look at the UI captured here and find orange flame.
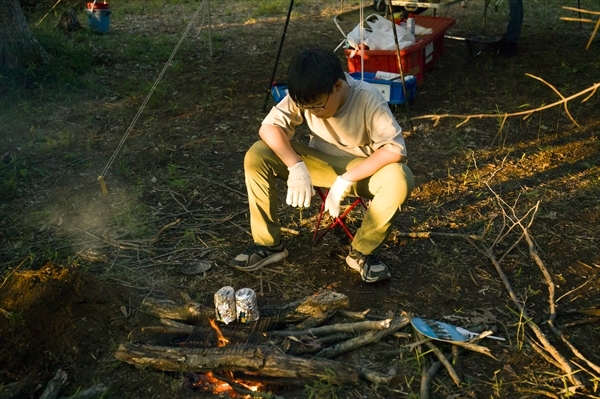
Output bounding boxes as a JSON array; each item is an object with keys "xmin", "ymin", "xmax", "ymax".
[
  {"xmin": 209, "ymin": 318, "xmax": 230, "ymax": 347},
  {"xmin": 188, "ymin": 320, "xmax": 263, "ymax": 396},
  {"xmin": 190, "ymin": 371, "xmax": 262, "ymax": 397}
]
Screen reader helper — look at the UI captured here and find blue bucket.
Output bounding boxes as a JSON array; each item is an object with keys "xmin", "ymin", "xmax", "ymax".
[{"xmin": 86, "ymin": 2, "xmax": 111, "ymax": 34}]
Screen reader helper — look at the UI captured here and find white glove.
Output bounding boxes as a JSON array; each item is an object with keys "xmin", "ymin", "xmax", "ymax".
[
  {"xmin": 324, "ymin": 176, "xmax": 353, "ymax": 218},
  {"xmin": 286, "ymin": 161, "xmax": 314, "ymax": 208}
]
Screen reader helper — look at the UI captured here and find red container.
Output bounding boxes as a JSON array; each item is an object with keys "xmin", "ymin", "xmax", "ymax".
[
  {"xmin": 87, "ymin": 1, "xmax": 109, "ymax": 10},
  {"xmin": 345, "ymin": 46, "xmax": 425, "ymax": 85},
  {"xmin": 345, "ymin": 16, "xmax": 455, "ymax": 86}
]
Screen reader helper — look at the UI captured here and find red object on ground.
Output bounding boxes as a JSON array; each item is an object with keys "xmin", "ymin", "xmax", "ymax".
[
  {"xmin": 345, "ymin": 16, "xmax": 456, "ymax": 86},
  {"xmin": 87, "ymin": 1, "xmax": 109, "ymax": 10}
]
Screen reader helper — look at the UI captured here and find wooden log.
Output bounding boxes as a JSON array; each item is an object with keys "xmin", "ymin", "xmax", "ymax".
[
  {"xmin": 114, "ymin": 343, "xmax": 360, "ymax": 385},
  {"xmin": 140, "ymin": 298, "xmax": 212, "ymax": 322},
  {"xmin": 292, "ymin": 309, "xmax": 331, "ymax": 330},
  {"xmin": 140, "ymin": 289, "xmax": 349, "ymax": 326},
  {"xmin": 142, "ymin": 325, "xmax": 194, "ymax": 335}
]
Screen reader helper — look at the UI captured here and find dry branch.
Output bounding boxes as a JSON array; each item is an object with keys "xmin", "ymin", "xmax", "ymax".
[
  {"xmin": 270, "ymin": 319, "xmax": 392, "ymax": 338},
  {"xmin": 514, "ymin": 387, "xmax": 560, "ymax": 399},
  {"xmin": 358, "ymin": 368, "xmax": 395, "ymax": 385},
  {"xmin": 412, "ymin": 80, "xmax": 600, "ymax": 129},
  {"xmin": 561, "ymin": 6, "xmax": 600, "ymax": 50},
  {"xmin": 60, "ymin": 384, "xmax": 109, "ymax": 399},
  {"xmin": 315, "ymin": 317, "xmax": 410, "ymax": 359},
  {"xmin": 142, "ymin": 325, "xmax": 194, "ymax": 335},
  {"xmin": 424, "ymin": 342, "xmax": 461, "ymax": 387},
  {"xmin": 394, "ymin": 231, "xmax": 485, "ymax": 240},
  {"xmin": 466, "ymin": 182, "xmax": 591, "ymax": 388},
  {"xmin": 521, "ymin": 227, "xmax": 600, "ymax": 376},
  {"xmin": 284, "ymin": 332, "xmax": 355, "ymax": 356},
  {"xmin": 337, "ymin": 309, "xmax": 389, "ymax": 320},
  {"xmin": 446, "ymin": 340, "xmax": 498, "ymax": 360},
  {"xmin": 40, "ymin": 369, "xmax": 67, "ymax": 399},
  {"xmin": 480, "ymin": 245, "xmax": 584, "ymax": 386},
  {"xmin": 420, "ymin": 361, "xmax": 442, "ymax": 399}
]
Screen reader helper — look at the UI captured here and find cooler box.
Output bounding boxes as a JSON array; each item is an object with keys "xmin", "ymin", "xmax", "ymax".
[
  {"xmin": 350, "ymin": 72, "xmax": 416, "ymax": 105},
  {"xmin": 271, "ymin": 82, "xmax": 288, "ymax": 103},
  {"xmin": 345, "ymin": 16, "xmax": 455, "ymax": 86}
]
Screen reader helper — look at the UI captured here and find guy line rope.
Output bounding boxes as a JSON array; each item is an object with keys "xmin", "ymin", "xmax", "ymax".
[{"xmin": 98, "ymin": 0, "xmax": 211, "ymax": 194}]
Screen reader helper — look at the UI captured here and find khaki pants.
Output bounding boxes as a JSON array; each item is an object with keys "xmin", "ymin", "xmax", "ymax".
[{"xmin": 244, "ymin": 140, "xmax": 414, "ymax": 255}]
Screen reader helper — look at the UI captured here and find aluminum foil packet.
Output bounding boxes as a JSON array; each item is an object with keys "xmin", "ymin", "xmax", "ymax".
[
  {"xmin": 235, "ymin": 288, "xmax": 259, "ymax": 323},
  {"xmin": 214, "ymin": 286, "xmax": 236, "ymax": 324}
]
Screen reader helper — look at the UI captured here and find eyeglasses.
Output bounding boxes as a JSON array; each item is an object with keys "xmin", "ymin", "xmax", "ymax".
[{"xmin": 298, "ymin": 92, "xmax": 330, "ymax": 112}]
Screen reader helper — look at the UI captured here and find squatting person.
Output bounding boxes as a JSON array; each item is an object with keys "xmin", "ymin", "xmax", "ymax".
[{"xmin": 229, "ymin": 47, "xmax": 414, "ymax": 283}]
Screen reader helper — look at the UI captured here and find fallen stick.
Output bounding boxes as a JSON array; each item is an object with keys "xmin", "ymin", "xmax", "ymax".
[
  {"xmin": 471, "ymin": 191, "xmax": 586, "ymax": 387},
  {"xmin": 405, "ymin": 337, "xmax": 432, "ymax": 351},
  {"xmin": 285, "ymin": 332, "xmax": 355, "ymax": 356},
  {"xmin": 560, "ymin": 317, "xmax": 600, "ymax": 328},
  {"xmin": 521, "ymin": 227, "xmax": 600, "ymax": 377},
  {"xmin": 315, "ymin": 317, "xmax": 410, "ymax": 359},
  {"xmin": 270, "ymin": 319, "xmax": 392, "ymax": 338},
  {"xmin": 447, "ymin": 340, "xmax": 498, "ymax": 360},
  {"xmin": 160, "ymin": 318, "xmax": 195, "ymax": 328},
  {"xmin": 514, "ymin": 387, "xmax": 560, "ymax": 399},
  {"xmin": 59, "ymin": 384, "xmax": 108, "ymax": 399},
  {"xmin": 359, "ymin": 368, "xmax": 395, "ymax": 385},
  {"xmin": 420, "ymin": 361, "xmax": 442, "ymax": 399},
  {"xmin": 424, "ymin": 341, "xmax": 461, "ymax": 387},
  {"xmin": 392, "ymin": 332, "xmax": 412, "ymax": 339},
  {"xmin": 395, "ymin": 231, "xmax": 485, "ymax": 240},
  {"xmin": 337, "ymin": 309, "xmax": 388, "ymax": 320},
  {"xmin": 527, "ymin": 337, "xmax": 563, "ymax": 370},
  {"xmin": 482, "ymin": 246, "xmax": 584, "ymax": 385},
  {"xmin": 40, "ymin": 369, "xmax": 67, "ymax": 399},
  {"xmin": 0, "ymin": 375, "xmax": 30, "ymax": 399},
  {"xmin": 142, "ymin": 325, "xmax": 194, "ymax": 334}
]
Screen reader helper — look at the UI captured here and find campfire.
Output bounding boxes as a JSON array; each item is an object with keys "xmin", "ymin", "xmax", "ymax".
[
  {"xmin": 116, "ymin": 290, "xmax": 409, "ymax": 385},
  {"xmin": 182, "ymin": 318, "xmax": 263, "ymax": 397},
  {"xmin": 114, "ymin": 289, "xmax": 503, "ymax": 397},
  {"xmin": 185, "ymin": 371, "xmax": 263, "ymax": 397}
]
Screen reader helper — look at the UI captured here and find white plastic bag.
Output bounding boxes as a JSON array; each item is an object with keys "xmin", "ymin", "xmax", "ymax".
[{"xmin": 347, "ymin": 14, "xmax": 415, "ymax": 51}]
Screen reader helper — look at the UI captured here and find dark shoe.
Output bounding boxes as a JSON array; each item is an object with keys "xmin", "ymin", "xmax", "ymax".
[
  {"xmin": 229, "ymin": 243, "xmax": 288, "ymax": 271},
  {"xmin": 346, "ymin": 249, "xmax": 391, "ymax": 283}
]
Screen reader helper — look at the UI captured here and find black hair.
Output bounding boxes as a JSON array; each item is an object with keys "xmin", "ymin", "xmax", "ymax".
[{"xmin": 286, "ymin": 47, "xmax": 346, "ymax": 107}]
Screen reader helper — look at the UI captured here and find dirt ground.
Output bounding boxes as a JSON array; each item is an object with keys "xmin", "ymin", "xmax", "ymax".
[{"xmin": 1, "ymin": 1, "xmax": 599, "ymax": 398}]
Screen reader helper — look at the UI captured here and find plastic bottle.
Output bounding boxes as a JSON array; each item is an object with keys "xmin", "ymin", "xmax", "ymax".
[{"xmin": 407, "ymin": 13, "xmax": 415, "ymax": 36}]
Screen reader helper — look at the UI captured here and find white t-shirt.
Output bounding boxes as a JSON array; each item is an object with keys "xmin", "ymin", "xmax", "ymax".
[{"xmin": 262, "ymin": 73, "xmax": 407, "ymax": 158}]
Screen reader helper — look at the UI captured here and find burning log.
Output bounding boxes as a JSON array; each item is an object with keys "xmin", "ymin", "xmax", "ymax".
[{"xmin": 114, "ymin": 343, "xmax": 361, "ymax": 385}]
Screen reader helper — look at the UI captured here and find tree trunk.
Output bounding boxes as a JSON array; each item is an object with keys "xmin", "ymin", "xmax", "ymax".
[{"xmin": 0, "ymin": 0, "xmax": 50, "ymax": 69}]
